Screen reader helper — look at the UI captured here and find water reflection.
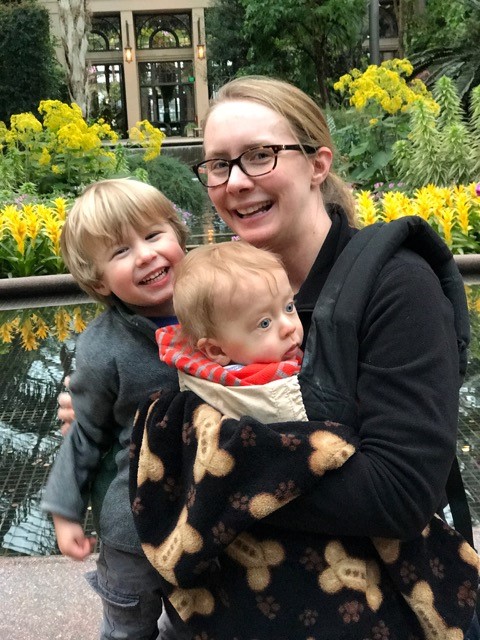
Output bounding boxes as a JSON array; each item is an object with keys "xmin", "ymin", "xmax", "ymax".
[{"xmin": 1, "ymin": 297, "xmax": 480, "ymax": 556}]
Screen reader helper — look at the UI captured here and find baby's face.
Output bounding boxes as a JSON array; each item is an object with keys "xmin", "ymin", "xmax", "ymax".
[{"xmin": 215, "ymin": 268, "xmax": 303, "ymax": 365}]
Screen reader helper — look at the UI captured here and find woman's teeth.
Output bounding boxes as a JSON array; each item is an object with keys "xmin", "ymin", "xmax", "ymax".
[
  {"xmin": 140, "ymin": 267, "xmax": 167, "ymax": 285},
  {"xmin": 236, "ymin": 201, "xmax": 272, "ymax": 218}
]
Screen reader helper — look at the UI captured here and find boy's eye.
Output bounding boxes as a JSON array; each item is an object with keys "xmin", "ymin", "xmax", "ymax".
[
  {"xmin": 259, "ymin": 318, "xmax": 271, "ymax": 329},
  {"xmin": 111, "ymin": 246, "xmax": 128, "ymax": 258},
  {"xmin": 146, "ymin": 230, "xmax": 164, "ymax": 241},
  {"xmin": 285, "ymin": 301, "xmax": 295, "ymax": 313}
]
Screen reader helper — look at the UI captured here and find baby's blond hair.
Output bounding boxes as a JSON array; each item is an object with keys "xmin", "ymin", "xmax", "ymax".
[
  {"xmin": 61, "ymin": 178, "xmax": 188, "ymax": 304},
  {"xmin": 173, "ymin": 241, "xmax": 286, "ymax": 346}
]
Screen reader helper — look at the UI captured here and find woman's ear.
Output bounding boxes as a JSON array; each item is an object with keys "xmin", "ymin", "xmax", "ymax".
[
  {"xmin": 197, "ymin": 337, "xmax": 231, "ymax": 366},
  {"xmin": 311, "ymin": 146, "xmax": 333, "ymax": 187}
]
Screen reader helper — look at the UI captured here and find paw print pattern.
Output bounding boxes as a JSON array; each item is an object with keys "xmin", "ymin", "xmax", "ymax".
[
  {"xmin": 458, "ymin": 580, "xmax": 477, "ymax": 608},
  {"xmin": 300, "ymin": 547, "xmax": 325, "ymax": 574},
  {"xmin": 299, "ymin": 608, "xmax": 318, "ymax": 627},
  {"xmin": 256, "ymin": 594, "xmax": 280, "ymax": 619},
  {"xmin": 240, "ymin": 424, "xmax": 256, "ymax": 447},
  {"xmin": 399, "ymin": 561, "xmax": 418, "ymax": 585},
  {"xmin": 339, "ymin": 600, "xmax": 364, "ymax": 624},
  {"xmin": 371, "ymin": 620, "xmax": 391, "ymax": 639},
  {"xmin": 164, "ymin": 476, "xmax": 181, "ymax": 501},
  {"xmin": 212, "ymin": 521, "xmax": 236, "ymax": 546},
  {"xmin": 182, "ymin": 420, "xmax": 193, "ymax": 445},
  {"xmin": 281, "ymin": 433, "xmax": 302, "ymax": 451},
  {"xmin": 229, "ymin": 492, "xmax": 249, "ymax": 511},
  {"xmin": 429, "ymin": 557, "xmax": 445, "ymax": 579}
]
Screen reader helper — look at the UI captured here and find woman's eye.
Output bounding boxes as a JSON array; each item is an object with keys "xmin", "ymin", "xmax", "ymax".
[
  {"xmin": 248, "ymin": 149, "xmax": 272, "ymax": 163},
  {"xmin": 285, "ymin": 301, "xmax": 295, "ymax": 313},
  {"xmin": 259, "ymin": 318, "xmax": 271, "ymax": 329},
  {"xmin": 210, "ymin": 159, "xmax": 229, "ymax": 172}
]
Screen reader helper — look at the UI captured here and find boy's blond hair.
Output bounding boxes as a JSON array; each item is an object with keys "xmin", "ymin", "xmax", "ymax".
[
  {"xmin": 61, "ymin": 178, "xmax": 188, "ymax": 304},
  {"xmin": 173, "ymin": 241, "xmax": 286, "ymax": 346}
]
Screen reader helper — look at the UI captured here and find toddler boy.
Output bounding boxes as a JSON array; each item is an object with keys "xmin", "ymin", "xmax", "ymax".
[{"xmin": 41, "ymin": 178, "xmax": 191, "ymax": 640}]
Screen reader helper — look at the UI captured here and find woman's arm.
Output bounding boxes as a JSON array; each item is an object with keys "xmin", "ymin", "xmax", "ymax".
[{"xmin": 267, "ymin": 254, "xmax": 460, "ymax": 539}]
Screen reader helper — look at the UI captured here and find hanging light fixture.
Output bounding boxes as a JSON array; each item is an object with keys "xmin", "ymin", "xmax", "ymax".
[
  {"xmin": 124, "ymin": 20, "xmax": 133, "ymax": 63},
  {"xmin": 196, "ymin": 18, "xmax": 206, "ymax": 60}
]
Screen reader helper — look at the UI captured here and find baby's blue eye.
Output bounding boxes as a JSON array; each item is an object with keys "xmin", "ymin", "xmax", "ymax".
[
  {"xmin": 285, "ymin": 301, "xmax": 295, "ymax": 313},
  {"xmin": 259, "ymin": 318, "xmax": 271, "ymax": 329}
]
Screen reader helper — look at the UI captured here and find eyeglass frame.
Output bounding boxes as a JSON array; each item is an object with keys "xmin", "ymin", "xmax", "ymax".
[{"xmin": 192, "ymin": 144, "xmax": 318, "ymax": 188}]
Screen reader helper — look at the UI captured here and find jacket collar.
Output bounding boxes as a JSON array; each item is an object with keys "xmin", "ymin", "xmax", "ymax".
[{"xmin": 295, "ymin": 204, "xmax": 356, "ymax": 313}]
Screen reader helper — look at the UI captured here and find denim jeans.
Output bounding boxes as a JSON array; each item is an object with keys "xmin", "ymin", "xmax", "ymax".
[{"xmin": 86, "ymin": 543, "xmax": 191, "ymax": 640}]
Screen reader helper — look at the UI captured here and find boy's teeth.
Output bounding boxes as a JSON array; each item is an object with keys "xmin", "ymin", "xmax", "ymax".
[{"xmin": 141, "ymin": 268, "xmax": 167, "ymax": 284}]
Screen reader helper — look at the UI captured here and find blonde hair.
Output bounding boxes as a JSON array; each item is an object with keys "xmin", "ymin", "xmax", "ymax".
[
  {"xmin": 174, "ymin": 241, "xmax": 286, "ymax": 346},
  {"xmin": 204, "ymin": 75, "xmax": 357, "ymax": 226},
  {"xmin": 61, "ymin": 178, "xmax": 188, "ymax": 304}
]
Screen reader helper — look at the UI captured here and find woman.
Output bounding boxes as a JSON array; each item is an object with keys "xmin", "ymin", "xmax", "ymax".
[{"xmin": 66, "ymin": 77, "xmax": 478, "ymax": 638}]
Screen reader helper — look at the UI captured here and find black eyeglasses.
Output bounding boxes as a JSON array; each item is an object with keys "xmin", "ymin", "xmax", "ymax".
[{"xmin": 192, "ymin": 144, "xmax": 318, "ymax": 188}]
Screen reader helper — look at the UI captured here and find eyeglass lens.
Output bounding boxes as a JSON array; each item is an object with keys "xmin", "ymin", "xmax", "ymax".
[{"xmin": 197, "ymin": 148, "xmax": 276, "ymax": 187}]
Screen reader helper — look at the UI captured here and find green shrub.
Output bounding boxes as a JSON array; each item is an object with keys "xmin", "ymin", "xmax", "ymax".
[
  {"xmin": 127, "ymin": 152, "xmax": 208, "ymax": 223},
  {"xmin": 0, "ymin": 2, "xmax": 66, "ymax": 124},
  {"xmin": 393, "ymin": 77, "xmax": 480, "ymax": 188}
]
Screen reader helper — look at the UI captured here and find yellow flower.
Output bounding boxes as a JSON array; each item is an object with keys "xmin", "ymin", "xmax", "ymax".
[
  {"xmin": 54, "ymin": 309, "xmax": 71, "ymax": 342},
  {"xmin": 38, "ymin": 147, "xmax": 52, "ymax": 166},
  {"xmin": 32, "ymin": 314, "xmax": 49, "ymax": 339},
  {"xmin": 42, "ymin": 212, "xmax": 63, "ymax": 255},
  {"xmin": 356, "ymin": 191, "xmax": 378, "ymax": 226},
  {"xmin": 0, "ymin": 321, "xmax": 16, "ymax": 343},
  {"xmin": 52, "ymin": 197, "xmax": 68, "ymax": 220},
  {"xmin": 72, "ymin": 307, "xmax": 87, "ymax": 333},
  {"xmin": 20, "ymin": 318, "xmax": 38, "ymax": 351},
  {"xmin": 369, "ymin": 118, "xmax": 379, "ymax": 126}
]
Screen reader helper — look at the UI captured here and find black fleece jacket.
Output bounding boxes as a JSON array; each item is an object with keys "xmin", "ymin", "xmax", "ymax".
[{"xmin": 266, "ymin": 208, "xmax": 460, "ymax": 540}]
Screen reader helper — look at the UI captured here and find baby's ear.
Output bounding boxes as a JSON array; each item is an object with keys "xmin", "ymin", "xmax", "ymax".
[{"xmin": 197, "ymin": 337, "xmax": 231, "ymax": 366}]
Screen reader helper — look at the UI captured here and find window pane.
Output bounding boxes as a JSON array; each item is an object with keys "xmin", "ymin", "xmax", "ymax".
[
  {"xmin": 88, "ymin": 15, "xmax": 121, "ymax": 52},
  {"xmin": 134, "ymin": 13, "xmax": 192, "ymax": 49},
  {"xmin": 139, "ymin": 61, "xmax": 195, "ymax": 136},
  {"xmin": 88, "ymin": 64, "xmax": 127, "ymax": 135}
]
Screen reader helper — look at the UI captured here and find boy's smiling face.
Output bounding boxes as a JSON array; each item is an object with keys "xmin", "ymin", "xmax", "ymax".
[{"xmin": 93, "ymin": 221, "xmax": 185, "ymax": 317}]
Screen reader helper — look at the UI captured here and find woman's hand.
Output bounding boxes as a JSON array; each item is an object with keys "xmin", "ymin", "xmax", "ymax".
[{"xmin": 58, "ymin": 376, "xmax": 75, "ymax": 436}]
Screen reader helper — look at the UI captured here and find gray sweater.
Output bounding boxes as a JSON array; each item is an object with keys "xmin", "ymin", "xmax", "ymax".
[{"xmin": 41, "ymin": 299, "xmax": 179, "ymax": 553}]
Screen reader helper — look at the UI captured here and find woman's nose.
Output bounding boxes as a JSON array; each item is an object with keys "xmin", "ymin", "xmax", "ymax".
[{"xmin": 225, "ymin": 163, "xmax": 254, "ymax": 193}]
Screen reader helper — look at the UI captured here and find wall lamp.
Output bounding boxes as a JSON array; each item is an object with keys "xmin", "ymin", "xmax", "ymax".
[
  {"xmin": 196, "ymin": 18, "xmax": 205, "ymax": 60},
  {"xmin": 124, "ymin": 20, "xmax": 133, "ymax": 63}
]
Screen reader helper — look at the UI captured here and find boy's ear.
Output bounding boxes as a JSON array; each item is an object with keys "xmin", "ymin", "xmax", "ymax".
[
  {"xmin": 311, "ymin": 146, "xmax": 332, "ymax": 187},
  {"xmin": 92, "ymin": 279, "xmax": 111, "ymax": 296},
  {"xmin": 197, "ymin": 337, "xmax": 231, "ymax": 366}
]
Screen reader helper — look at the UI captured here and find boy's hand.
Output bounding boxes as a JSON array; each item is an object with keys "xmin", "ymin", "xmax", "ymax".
[
  {"xmin": 57, "ymin": 376, "xmax": 75, "ymax": 436},
  {"xmin": 53, "ymin": 514, "xmax": 96, "ymax": 560}
]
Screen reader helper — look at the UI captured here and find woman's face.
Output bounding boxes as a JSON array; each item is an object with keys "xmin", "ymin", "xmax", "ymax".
[{"xmin": 203, "ymin": 100, "xmax": 331, "ymax": 252}]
